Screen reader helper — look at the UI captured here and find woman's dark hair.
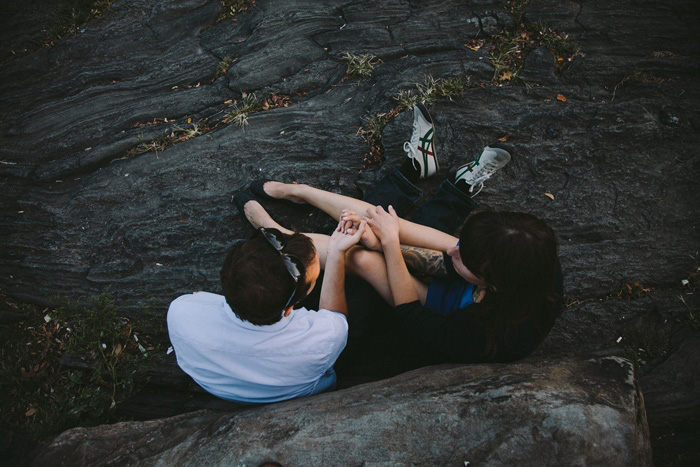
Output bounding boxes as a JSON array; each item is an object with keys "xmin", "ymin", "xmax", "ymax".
[
  {"xmin": 220, "ymin": 230, "xmax": 316, "ymax": 325},
  {"xmin": 459, "ymin": 211, "xmax": 560, "ymax": 358}
]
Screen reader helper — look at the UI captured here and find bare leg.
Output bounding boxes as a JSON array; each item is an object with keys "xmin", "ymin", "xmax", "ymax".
[
  {"xmin": 242, "ymin": 199, "xmax": 333, "ymax": 266},
  {"xmin": 346, "ymin": 247, "xmax": 428, "ymax": 306},
  {"xmin": 242, "ymin": 198, "xmax": 428, "ymax": 305},
  {"xmin": 261, "ymin": 181, "xmax": 459, "ymax": 251}
]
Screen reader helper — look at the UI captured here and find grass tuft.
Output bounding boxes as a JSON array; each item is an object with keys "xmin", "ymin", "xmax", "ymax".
[
  {"xmin": 222, "ymin": 93, "xmax": 291, "ymax": 127},
  {"xmin": 128, "ymin": 122, "xmax": 209, "ymax": 157},
  {"xmin": 215, "ymin": 0, "xmax": 257, "ymax": 24},
  {"xmin": 395, "ymin": 75, "xmax": 472, "ymax": 111},
  {"xmin": 214, "ymin": 57, "xmax": 234, "ymax": 80},
  {"xmin": 488, "ymin": 2, "xmax": 582, "ymax": 83},
  {"xmin": 341, "ymin": 52, "xmax": 380, "ymax": 79},
  {"xmin": 223, "ymin": 94, "xmax": 262, "ymax": 127}
]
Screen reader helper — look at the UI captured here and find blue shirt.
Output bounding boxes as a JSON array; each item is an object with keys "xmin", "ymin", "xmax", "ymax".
[{"xmin": 167, "ymin": 292, "xmax": 348, "ymax": 404}]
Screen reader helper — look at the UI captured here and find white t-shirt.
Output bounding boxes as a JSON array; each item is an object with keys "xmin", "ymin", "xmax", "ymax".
[{"xmin": 167, "ymin": 292, "xmax": 348, "ymax": 403}]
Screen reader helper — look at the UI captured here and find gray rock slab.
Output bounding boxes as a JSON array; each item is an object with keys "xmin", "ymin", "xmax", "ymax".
[{"xmin": 30, "ymin": 357, "xmax": 651, "ymax": 466}]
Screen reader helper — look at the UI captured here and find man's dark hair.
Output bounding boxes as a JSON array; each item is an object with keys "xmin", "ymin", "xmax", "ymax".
[{"xmin": 220, "ymin": 230, "xmax": 316, "ymax": 325}]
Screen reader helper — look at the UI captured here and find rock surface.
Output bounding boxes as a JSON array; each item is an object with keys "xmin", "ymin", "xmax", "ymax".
[
  {"xmin": 30, "ymin": 357, "xmax": 651, "ymax": 466},
  {"xmin": 1, "ymin": 0, "xmax": 699, "ymax": 464}
]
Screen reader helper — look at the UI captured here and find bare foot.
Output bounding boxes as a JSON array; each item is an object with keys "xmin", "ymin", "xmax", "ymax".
[
  {"xmin": 243, "ymin": 199, "xmax": 292, "ymax": 234},
  {"xmin": 262, "ymin": 181, "xmax": 307, "ymax": 204}
]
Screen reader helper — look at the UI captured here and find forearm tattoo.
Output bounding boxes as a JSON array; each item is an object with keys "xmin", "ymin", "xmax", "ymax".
[{"xmin": 400, "ymin": 245, "xmax": 448, "ymax": 278}]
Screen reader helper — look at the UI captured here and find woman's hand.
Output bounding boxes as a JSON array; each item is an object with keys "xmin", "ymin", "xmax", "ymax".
[
  {"xmin": 366, "ymin": 205, "xmax": 401, "ymax": 248},
  {"xmin": 341, "ymin": 209, "xmax": 381, "ymax": 251}
]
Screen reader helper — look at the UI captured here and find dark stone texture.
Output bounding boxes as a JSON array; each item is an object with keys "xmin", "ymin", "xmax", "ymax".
[
  {"xmin": 1, "ymin": 0, "xmax": 699, "ymax": 463},
  {"xmin": 30, "ymin": 357, "xmax": 651, "ymax": 466},
  {"xmin": 521, "ymin": 47, "xmax": 558, "ymax": 85}
]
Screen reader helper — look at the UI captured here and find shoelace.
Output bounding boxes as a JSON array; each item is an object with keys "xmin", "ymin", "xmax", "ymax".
[
  {"xmin": 467, "ymin": 156, "xmax": 503, "ymax": 195},
  {"xmin": 404, "ymin": 119, "xmax": 421, "ymax": 153}
]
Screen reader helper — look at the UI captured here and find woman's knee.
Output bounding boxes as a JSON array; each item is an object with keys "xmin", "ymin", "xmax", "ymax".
[{"xmin": 346, "ymin": 248, "xmax": 384, "ymax": 276}]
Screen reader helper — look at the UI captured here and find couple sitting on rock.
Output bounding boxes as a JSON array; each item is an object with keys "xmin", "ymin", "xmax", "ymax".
[{"xmin": 167, "ymin": 104, "xmax": 564, "ymax": 404}]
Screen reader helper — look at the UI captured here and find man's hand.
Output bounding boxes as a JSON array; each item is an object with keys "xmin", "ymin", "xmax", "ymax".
[
  {"xmin": 366, "ymin": 205, "xmax": 401, "ymax": 247},
  {"xmin": 320, "ymin": 219, "xmax": 365, "ymax": 316},
  {"xmin": 327, "ymin": 218, "xmax": 366, "ymax": 255},
  {"xmin": 340, "ymin": 209, "xmax": 381, "ymax": 251}
]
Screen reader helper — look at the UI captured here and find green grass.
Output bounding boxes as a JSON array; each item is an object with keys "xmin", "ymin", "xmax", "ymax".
[
  {"xmin": 509, "ymin": 0, "xmax": 532, "ymax": 18},
  {"xmin": 45, "ymin": 0, "xmax": 115, "ymax": 46},
  {"xmin": 357, "ymin": 114, "xmax": 392, "ymax": 165},
  {"xmin": 395, "ymin": 75, "xmax": 471, "ymax": 111},
  {"xmin": 215, "ymin": 0, "xmax": 257, "ymax": 24},
  {"xmin": 223, "ymin": 94, "xmax": 262, "ymax": 127},
  {"xmin": 0, "ymin": 292, "xmax": 156, "ymax": 443},
  {"xmin": 128, "ymin": 122, "xmax": 208, "ymax": 157},
  {"xmin": 214, "ymin": 56, "xmax": 234, "ymax": 80},
  {"xmin": 356, "ymin": 74, "xmax": 472, "ymax": 167},
  {"xmin": 341, "ymin": 52, "xmax": 380, "ymax": 79},
  {"xmin": 488, "ymin": 1, "xmax": 581, "ymax": 83},
  {"xmin": 127, "ymin": 92, "xmax": 291, "ymax": 157}
]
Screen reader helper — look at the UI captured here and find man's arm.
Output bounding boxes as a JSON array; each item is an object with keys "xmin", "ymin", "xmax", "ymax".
[
  {"xmin": 400, "ymin": 245, "xmax": 448, "ymax": 278},
  {"xmin": 319, "ymin": 221, "xmax": 365, "ymax": 315},
  {"xmin": 319, "ymin": 249, "xmax": 348, "ymax": 316}
]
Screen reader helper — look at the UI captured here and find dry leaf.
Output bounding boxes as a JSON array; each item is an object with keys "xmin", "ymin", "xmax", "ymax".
[
  {"xmin": 556, "ymin": 94, "xmax": 567, "ymax": 102},
  {"xmin": 224, "ymin": 100, "xmax": 233, "ymax": 105},
  {"xmin": 544, "ymin": 192, "xmax": 555, "ymax": 200},
  {"xmin": 465, "ymin": 39, "xmax": 486, "ymax": 51},
  {"xmin": 114, "ymin": 342, "xmax": 122, "ymax": 357},
  {"xmin": 498, "ymin": 133, "xmax": 509, "ymax": 142},
  {"xmin": 499, "ymin": 71, "xmax": 513, "ymax": 81},
  {"xmin": 25, "ymin": 407, "xmax": 38, "ymax": 417},
  {"xmin": 187, "ymin": 117, "xmax": 192, "ymax": 123}
]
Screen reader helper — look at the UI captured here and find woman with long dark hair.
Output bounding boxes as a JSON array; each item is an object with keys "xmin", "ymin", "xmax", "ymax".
[{"xmin": 236, "ymin": 104, "xmax": 563, "ymax": 363}]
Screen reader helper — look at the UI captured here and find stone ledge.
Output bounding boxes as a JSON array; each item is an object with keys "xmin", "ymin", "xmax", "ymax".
[{"xmin": 30, "ymin": 356, "xmax": 651, "ymax": 466}]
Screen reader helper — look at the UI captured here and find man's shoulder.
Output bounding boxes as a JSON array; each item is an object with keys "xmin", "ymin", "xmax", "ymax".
[
  {"xmin": 170, "ymin": 291, "xmax": 223, "ymax": 308},
  {"xmin": 167, "ymin": 292, "xmax": 225, "ymax": 324},
  {"xmin": 294, "ymin": 307, "xmax": 348, "ymax": 335}
]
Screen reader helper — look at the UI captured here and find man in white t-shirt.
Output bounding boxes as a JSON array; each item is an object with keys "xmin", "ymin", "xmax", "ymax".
[{"xmin": 167, "ymin": 217, "xmax": 365, "ymax": 404}]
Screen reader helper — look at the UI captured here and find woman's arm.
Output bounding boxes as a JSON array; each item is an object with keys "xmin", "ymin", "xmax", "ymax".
[
  {"xmin": 341, "ymin": 208, "xmax": 459, "ymax": 253},
  {"xmin": 400, "ymin": 245, "xmax": 449, "ymax": 278},
  {"xmin": 366, "ymin": 205, "xmax": 419, "ymax": 305},
  {"xmin": 342, "ymin": 209, "xmax": 451, "ymax": 279}
]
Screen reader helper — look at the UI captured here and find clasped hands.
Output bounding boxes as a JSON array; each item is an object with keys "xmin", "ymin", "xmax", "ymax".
[{"xmin": 339, "ymin": 205, "xmax": 401, "ymax": 252}]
